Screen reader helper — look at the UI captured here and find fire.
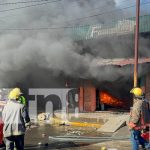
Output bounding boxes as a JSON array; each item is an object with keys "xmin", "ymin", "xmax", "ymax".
[{"xmin": 99, "ymin": 91, "xmax": 124, "ymax": 108}]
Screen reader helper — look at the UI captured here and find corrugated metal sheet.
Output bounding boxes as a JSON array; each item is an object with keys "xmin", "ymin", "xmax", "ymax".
[
  {"xmin": 139, "ymin": 15, "xmax": 150, "ymax": 33},
  {"xmin": 95, "ymin": 58, "xmax": 150, "ymax": 66},
  {"xmin": 70, "ymin": 14, "xmax": 150, "ymax": 40}
]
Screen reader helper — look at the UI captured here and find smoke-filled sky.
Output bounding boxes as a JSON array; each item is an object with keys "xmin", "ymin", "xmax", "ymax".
[
  {"xmin": 116, "ymin": 0, "xmax": 150, "ymax": 16},
  {"xmin": 0, "ymin": 0, "xmax": 150, "ymax": 88}
]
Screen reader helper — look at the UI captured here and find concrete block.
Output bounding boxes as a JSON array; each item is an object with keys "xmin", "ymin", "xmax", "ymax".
[{"xmin": 97, "ymin": 115, "xmax": 129, "ymax": 133}]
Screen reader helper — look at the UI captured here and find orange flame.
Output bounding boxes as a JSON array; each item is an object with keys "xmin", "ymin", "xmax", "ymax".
[{"xmin": 100, "ymin": 91, "xmax": 124, "ymax": 107}]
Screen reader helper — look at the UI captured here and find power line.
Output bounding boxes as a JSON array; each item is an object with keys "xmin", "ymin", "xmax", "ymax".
[
  {"xmin": 58, "ymin": 0, "xmax": 136, "ymax": 15},
  {"xmin": 0, "ymin": 1, "xmax": 150, "ymax": 31},
  {"xmin": 0, "ymin": 0, "xmax": 137, "ymax": 7},
  {"xmin": 0, "ymin": 0, "xmax": 135, "ymax": 18},
  {"xmin": 87, "ymin": 0, "xmax": 135, "ymax": 13},
  {"xmin": 0, "ymin": 0, "xmax": 52, "ymax": 5},
  {"xmin": 0, "ymin": 26, "xmax": 73, "ymax": 31},
  {"xmin": 63, "ymin": 1, "xmax": 150, "ymax": 23},
  {"xmin": 62, "ymin": 0, "xmax": 136, "ymax": 25},
  {"xmin": 0, "ymin": 0, "xmax": 133, "ymax": 11},
  {"xmin": 0, "ymin": 0, "xmax": 125, "ymax": 6},
  {"xmin": 0, "ymin": 0, "xmax": 62, "ymax": 13},
  {"xmin": 0, "ymin": 0, "xmax": 134, "ymax": 21}
]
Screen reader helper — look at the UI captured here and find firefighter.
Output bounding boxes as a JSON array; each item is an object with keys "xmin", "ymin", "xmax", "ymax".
[
  {"xmin": 128, "ymin": 87, "xmax": 150, "ymax": 150},
  {"xmin": 2, "ymin": 88, "xmax": 30, "ymax": 150}
]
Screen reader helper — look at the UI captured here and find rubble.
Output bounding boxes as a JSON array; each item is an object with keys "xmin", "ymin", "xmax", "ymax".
[
  {"xmin": 37, "ymin": 113, "xmax": 52, "ymax": 121},
  {"xmin": 97, "ymin": 115, "xmax": 129, "ymax": 133}
]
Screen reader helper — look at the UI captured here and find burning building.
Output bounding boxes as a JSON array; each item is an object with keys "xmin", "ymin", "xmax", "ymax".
[
  {"xmin": 0, "ymin": 1, "xmax": 150, "ymax": 115},
  {"xmin": 75, "ymin": 57, "xmax": 150, "ymax": 112}
]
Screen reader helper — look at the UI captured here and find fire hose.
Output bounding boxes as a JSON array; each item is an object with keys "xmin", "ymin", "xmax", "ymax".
[
  {"xmin": 48, "ymin": 135, "xmax": 130, "ymax": 142},
  {"xmin": 24, "ymin": 136, "xmax": 130, "ymax": 149},
  {"xmin": 0, "ymin": 136, "xmax": 131, "ymax": 150}
]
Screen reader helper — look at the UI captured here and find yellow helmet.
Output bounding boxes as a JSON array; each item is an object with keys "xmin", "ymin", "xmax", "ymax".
[
  {"xmin": 8, "ymin": 88, "xmax": 22, "ymax": 100},
  {"xmin": 130, "ymin": 87, "xmax": 143, "ymax": 97},
  {"xmin": 101, "ymin": 146, "xmax": 107, "ymax": 150}
]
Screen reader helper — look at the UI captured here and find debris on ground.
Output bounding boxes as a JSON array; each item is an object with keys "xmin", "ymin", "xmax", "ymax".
[
  {"xmin": 38, "ymin": 113, "xmax": 52, "ymax": 121},
  {"xmin": 97, "ymin": 115, "xmax": 129, "ymax": 133}
]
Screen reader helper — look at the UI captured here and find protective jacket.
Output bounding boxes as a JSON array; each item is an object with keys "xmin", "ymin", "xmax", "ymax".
[
  {"xmin": 2, "ymin": 100, "xmax": 30, "ymax": 137},
  {"xmin": 129, "ymin": 98, "xmax": 150, "ymax": 130}
]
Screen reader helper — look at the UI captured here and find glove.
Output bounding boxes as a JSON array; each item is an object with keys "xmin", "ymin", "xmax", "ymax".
[
  {"xmin": 128, "ymin": 122, "xmax": 136, "ymax": 130},
  {"xmin": 25, "ymin": 122, "xmax": 31, "ymax": 129}
]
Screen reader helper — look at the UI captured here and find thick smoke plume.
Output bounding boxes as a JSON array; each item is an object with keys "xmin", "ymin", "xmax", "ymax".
[{"xmin": 0, "ymin": 0, "xmax": 149, "ymax": 88}]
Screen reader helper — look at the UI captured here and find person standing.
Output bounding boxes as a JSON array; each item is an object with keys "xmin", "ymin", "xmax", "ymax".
[
  {"xmin": 2, "ymin": 88, "xmax": 30, "ymax": 150},
  {"xmin": 129, "ymin": 87, "xmax": 150, "ymax": 150}
]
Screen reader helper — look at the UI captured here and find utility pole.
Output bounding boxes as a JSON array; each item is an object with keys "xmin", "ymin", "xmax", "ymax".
[{"xmin": 134, "ymin": 0, "xmax": 140, "ymax": 87}]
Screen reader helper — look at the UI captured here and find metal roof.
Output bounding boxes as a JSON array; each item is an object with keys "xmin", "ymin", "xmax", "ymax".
[
  {"xmin": 70, "ymin": 14, "xmax": 150, "ymax": 40},
  {"xmin": 95, "ymin": 58, "xmax": 150, "ymax": 66}
]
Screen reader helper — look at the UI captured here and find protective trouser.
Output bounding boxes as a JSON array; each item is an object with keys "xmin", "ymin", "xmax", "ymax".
[
  {"xmin": 5, "ymin": 135, "xmax": 24, "ymax": 150},
  {"xmin": 130, "ymin": 130, "xmax": 148, "ymax": 150}
]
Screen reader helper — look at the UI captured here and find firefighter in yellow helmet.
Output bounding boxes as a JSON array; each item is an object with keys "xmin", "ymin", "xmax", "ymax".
[
  {"xmin": 129, "ymin": 87, "xmax": 150, "ymax": 150},
  {"xmin": 130, "ymin": 87, "xmax": 143, "ymax": 98},
  {"xmin": 8, "ymin": 88, "xmax": 22, "ymax": 99},
  {"xmin": 8, "ymin": 88, "xmax": 26, "ymax": 105},
  {"xmin": 2, "ymin": 88, "xmax": 30, "ymax": 150}
]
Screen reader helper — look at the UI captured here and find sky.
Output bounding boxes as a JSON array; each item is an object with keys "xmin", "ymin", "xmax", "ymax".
[
  {"xmin": 115, "ymin": 0, "xmax": 150, "ymax": 16},
  {"xmin": 0, "ymin": 0, "xmax": 150, "ymax": 27}
]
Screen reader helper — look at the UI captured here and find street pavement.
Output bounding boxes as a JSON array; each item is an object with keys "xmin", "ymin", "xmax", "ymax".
[{"xmin": 24, "ymin": 123, "xmax": 133, "ymax": 150}]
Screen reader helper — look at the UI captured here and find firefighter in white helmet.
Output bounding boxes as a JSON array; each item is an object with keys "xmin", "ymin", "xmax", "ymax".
[
  {"xmin": 129, "ymin": 87, "xmax": 150, "ymax": 150},
  {"xmin": 2, "ymin": 88, "xmax": 30, "ymax": 150}
]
